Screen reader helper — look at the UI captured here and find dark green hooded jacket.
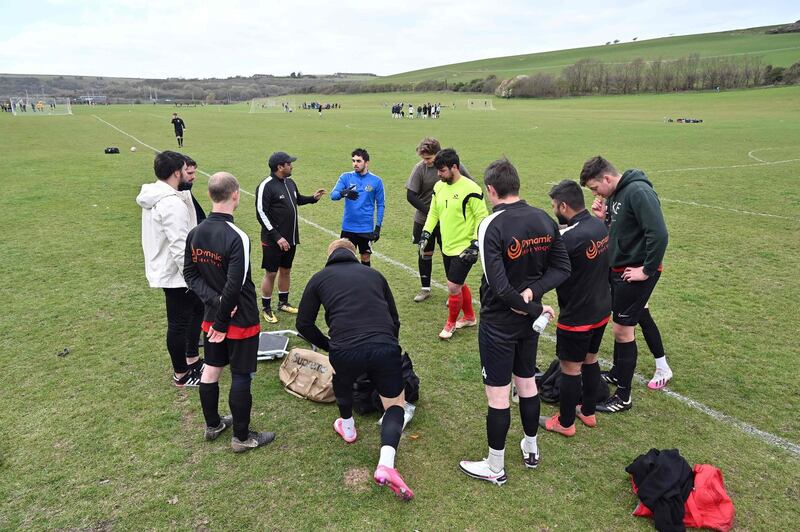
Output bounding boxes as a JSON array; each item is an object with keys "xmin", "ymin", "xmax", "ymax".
[{"xmin": 607, "ymin": 169, "xmax": 668, "ymax": 276}]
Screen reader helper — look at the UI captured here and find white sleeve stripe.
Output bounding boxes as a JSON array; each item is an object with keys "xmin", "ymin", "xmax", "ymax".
[
  {"xmin": 477, "ymin": 210, "xmax": 505, "ymax": 286},
  {"xmin": 255, "ymin": 178, "xmax": 274, "ymax": 231},
  {"xmin": 226, "ymin": 222, "xmax": 250, "ymax": 287},
  {"xmin": 559, "ymin": 221, "xmax": 579, "ymax": 236}
]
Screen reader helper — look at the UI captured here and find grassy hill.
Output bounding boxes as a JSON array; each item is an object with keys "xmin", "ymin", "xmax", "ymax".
[{"xmin": 378, "ymin": 25, "xmax": 800, "ymax": 84}]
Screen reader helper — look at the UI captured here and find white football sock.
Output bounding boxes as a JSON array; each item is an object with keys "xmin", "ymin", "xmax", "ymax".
[
  {"xmin": 378, "ymin": 445, "xmax": 396, "ymax": 469},
  {"xmin": 524, "ymin": 434, "xmax": 538, "ymax": 455},
  {"xmin": 488, "ymin": 447, "xmax": 505, "ymax": 472}
]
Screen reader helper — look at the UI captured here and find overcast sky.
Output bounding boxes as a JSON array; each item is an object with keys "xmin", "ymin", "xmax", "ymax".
[{"xmin": 0, "ymin": 1, "xmax": 796, "ymax": 79}]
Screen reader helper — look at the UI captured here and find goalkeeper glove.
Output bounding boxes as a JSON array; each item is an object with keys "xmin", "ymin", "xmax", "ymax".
[
  {"xmin": 418, "ymin": 230, "xmax": 431, "ymax": 258},
  {"xmin": 459, "ymin": 239, "xmax": 479, "ymax": 264},
  {"xmin": 342, "ymin": 184, "xmax": 359, "ymax": 200},
  {"xmin": 371, "ymin": 225, "xmax": 381, "ymax": 242}
]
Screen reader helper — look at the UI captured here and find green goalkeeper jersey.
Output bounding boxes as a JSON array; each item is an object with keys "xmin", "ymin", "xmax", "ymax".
[{"xmin": 423, "ymin": 176, "xmax": 489, "ymax": 256}]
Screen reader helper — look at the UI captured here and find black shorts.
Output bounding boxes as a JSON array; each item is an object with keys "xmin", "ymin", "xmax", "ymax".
[
  {"xmin": 261, "ymin": 241, "xmax": 296, "ymax": 272},
  {"xmin": 412, "ymin": 222, "xmax": 442, "ymax": 253},
  {"xmin": 329, "ymin": 342, "xmax": 404, "ymax": 399},
  {"xmin": 341, "ymin": 231, "xmax": 373, "ymax": 255},
  {"xmin": 610, "ymin": 269, "xmax": 661, "ymax": 326},
  {"xmin": 442, "ymin": 254, "xmax": 474, "ymax": 285},
  {"xmin": 556, "ymin": 323, "xmax": 607, "ymax": 363},
  {"xmin": 479, "ymin": 322, "xmax": 538, "ymax": 386},
  {"xmin": 203, "ymin": 333, "xmax": 258, "ymax": 375},
  {"xmin": 174, "ymin": 130, "xmax": 183, "ymax": 137}
]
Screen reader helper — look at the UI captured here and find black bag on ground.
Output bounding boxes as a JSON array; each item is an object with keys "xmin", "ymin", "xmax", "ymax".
[
  {"xmin": 104, "ymin": 147, "xmax": 120, "ymax": 154},
  {"xmin": 352, "ymin": 350, "xmax": 420, "ymax": 415},
  {"xmin": 536, "ymin": 358, "xmax": 610, "ymax": 404}
]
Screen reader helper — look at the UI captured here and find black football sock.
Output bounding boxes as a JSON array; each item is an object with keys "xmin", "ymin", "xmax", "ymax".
[
  {"xmin": 380, "ymin": 405, "xmax": 404, "ymax": 449},
  {"xmin": 487, "ymin": 406, "xmax": 511, "ymax": 450},
  {"xmin": 199, "ymin": 382, "xmax": 220, "ymax": 428},
  {"xmin": 518, "ymin": 394, "xmax": 541, "ymax": 437},
  {"xmin": 615, "ymin": 341, "xmax": 638, "ymax": 402},
  {"xmin": 639, "ymin": 308, "xmax": 665, "ymax": 359},
  {"xmin": 581, "ymin": 362, "xmax": 601, "ymax": 415},
  {"xmin": 262, "ymin": 297, "xmax": 271, "ymax": 311},
  {"xmin": 419, "ymin": 255, "xmax": 433, "ymax": 288},
  {"xmin": 559, "ymin": 374, "xmax": 581, "ymax": 427}
]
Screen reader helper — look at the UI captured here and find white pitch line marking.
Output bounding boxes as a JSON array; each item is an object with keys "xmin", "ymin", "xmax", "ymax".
[
  {"xmin": 94, "ymin": 115, "xmax": 800, "ymax": 458},
  {"xmin": 651, "ymin": 157, "xmax": 800, "ymax": 174}
]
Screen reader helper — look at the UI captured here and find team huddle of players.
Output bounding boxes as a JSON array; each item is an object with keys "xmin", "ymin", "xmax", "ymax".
[{"xmin": 137, "ymin": 137, "xmax": 671, "ymax": 500}]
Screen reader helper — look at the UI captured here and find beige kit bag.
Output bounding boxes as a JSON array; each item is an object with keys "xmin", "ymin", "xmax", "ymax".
[{"xmin": 278, "ymin": 347, "xmax": 335, "ymax": 403}]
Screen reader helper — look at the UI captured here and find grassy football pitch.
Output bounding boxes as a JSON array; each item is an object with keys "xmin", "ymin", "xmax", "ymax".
[{"xmin": 1, "ymin": 88, "xmax": 798, "ymax": 530}]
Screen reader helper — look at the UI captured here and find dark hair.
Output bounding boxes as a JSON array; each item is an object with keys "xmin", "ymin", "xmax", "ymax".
[
  {"xmin": 483, "ymin": 158, "xmax": 520, "ymax": 198},
  {"xmin": 208, "ymin": 172, "xmax": 239, "ymax": 202},
  {"xmin": 154, "ymin": 150, "xmax": 186, "ymax": 180},
  {"xmin": 351, "ymin": 148, "xmax": 369, "ymax": 162},
  {"xmin": 183, "ymin": 155, "xmax": 197, "ymax": 168},
  {"xmin": 416, "ymin": 137, "xmax": 441, "ymax": 156},
  {"xmin": 433, "ymin": 148, "xmax": 459, "ymax": 170},
  {"xmin": 548, "ymin": 179, "xmax": 585, "ymax": 210},
  {"xmin": 579, "ymin": 155, "xmax": 618, "ymax": 186}
]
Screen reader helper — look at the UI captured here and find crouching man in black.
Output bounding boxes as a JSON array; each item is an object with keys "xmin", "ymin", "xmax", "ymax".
[{"xmin": 296, "ymin": 238, "xmax": 413, "ymax": 501}]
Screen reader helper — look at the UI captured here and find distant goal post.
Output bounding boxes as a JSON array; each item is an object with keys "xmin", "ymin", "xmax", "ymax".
[
  {"xmin": 10, "ymin": 97, "xmax": 72, "ymax": 116},
  {"xmin": 249, "ymin": 97, "xmax": 296, "ymax": 113},
  {"xmin": 466, "ymin": 98, "xmax": 495, "ymax": 111}
]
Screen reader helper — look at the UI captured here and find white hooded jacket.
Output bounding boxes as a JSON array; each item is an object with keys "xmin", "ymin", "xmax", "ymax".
[{"xmin": 136, "ymin": 179, "xmax": 198, "ymax": 288}]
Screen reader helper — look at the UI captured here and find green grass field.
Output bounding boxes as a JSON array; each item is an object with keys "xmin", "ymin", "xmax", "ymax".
[
  {"xmin": 379, "ymin": 26, "xmax": 800, "ymax": 84},
  {"xmin": 1, "ymin": 87, "xmax": 798, "ymax": 530}
]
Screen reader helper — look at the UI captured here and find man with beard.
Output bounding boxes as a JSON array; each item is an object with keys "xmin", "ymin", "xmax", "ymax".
[
  {"xmin": 405, "ymin": 138, "xmax": 473, "ymax": 302},
  {"xmin": 330, "ymin": 148, "xmax": 385, "ymax": 267},
  {"xmin": 136, "ymin": 150, "xmax": 205, "ymax": 387},
  {"xmin": 539, "ymin": 180, "xmax": 611, "ymax": 436},
  {"xmin": 255, "ymin": 151, "xmax": 326, "ymax": 323},
  {"xmin": 419, "ymin": 148, "xmax": 488, "ymax": 339}
]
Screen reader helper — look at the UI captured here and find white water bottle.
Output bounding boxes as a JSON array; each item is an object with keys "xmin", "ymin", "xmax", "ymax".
[{"xmin": 532, "ymin": 311, "xmax": 552, "ymax": 333}]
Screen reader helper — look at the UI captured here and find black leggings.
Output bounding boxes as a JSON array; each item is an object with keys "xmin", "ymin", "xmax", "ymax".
[{"xmin": 163, "ymin": 287, "xmax": 204, "ymax": 373}]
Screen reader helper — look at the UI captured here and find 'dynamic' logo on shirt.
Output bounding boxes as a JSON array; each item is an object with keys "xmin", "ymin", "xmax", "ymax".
[{"xmin": 506, "ymin": 235, "xmax": 553, "ymax": 260}]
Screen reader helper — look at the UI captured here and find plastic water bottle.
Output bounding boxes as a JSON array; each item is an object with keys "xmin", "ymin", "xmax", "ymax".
[{"xmin": 532, "ymin": 311, "xmax": 552, "ymax": 333}]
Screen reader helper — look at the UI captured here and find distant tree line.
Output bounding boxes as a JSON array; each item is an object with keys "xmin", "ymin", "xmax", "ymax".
[
  {"xmin": 286, "ymin": 54, "xmax": 800, "ymax": 98},
  {"xmin": 495, "ymin": 55, "xmax": 800, "ymax": 98}
]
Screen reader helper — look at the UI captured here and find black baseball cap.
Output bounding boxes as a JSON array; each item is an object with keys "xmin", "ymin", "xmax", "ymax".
[{"xmin": 268, "ymin": 151, "xmax": 297, "ymax": 170}]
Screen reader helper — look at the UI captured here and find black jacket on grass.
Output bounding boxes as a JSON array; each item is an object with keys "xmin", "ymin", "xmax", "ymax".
[
  {"xmin": 477, "ymin": 200, "xmax": 571, "ymax": 332},
  {"xmin": 556, "ymin": 209, "xmax": 612, "ymax": 329},
  {"xmin": 184, "ymin": 213, "xmax": 260, "ymax": 338},
  {"xmin": 606, "ymin": 170, "xmax": 668, "ymax": 276},
  {"xmin": 296, "ymin": 248, "xmax": 400, "ymax": 352},
  {"xmin": 255, "ymin": 173, "xmax": 318, "ymax": 246}
]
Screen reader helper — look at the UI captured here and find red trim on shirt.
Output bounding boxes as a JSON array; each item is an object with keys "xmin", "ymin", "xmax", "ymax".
[
  {"xmin": 202, "ymin": 321, "xmax": 261, "ymax": 339},
  {"xmin": 557, "ymin": 314, "xmax": 611, "ymax": 332}
]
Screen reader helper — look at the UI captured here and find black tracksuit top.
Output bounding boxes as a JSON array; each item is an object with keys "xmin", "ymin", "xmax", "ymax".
[
  {"xmin": 477, "ymin": 200, "xmax": 571, "ymax": 332},
  {"xmin": 255, "ymin": 174, "xmax": 317, "ymax": 245},
  {"xmin": 184, "ymin": 212, "xmax": 260, "ymax": 337},
  {"xmin": 296, "ymin": 248, "xmax": 400, "ymax": 352},
  {"xmin": 555, "ymin": 210, "xmax": 612, "ymax": 329}
]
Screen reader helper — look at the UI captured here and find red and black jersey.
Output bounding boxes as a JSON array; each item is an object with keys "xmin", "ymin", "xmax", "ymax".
[
  {"xmin": 477, "ymin": 200, "xmax": 571, "ymax": 332},
  {"xmin": 184, "ymin": 212, "xmax": 260, "ymax": 339},
  {"xmin": 556, "ymin": 210, "xmax": 612, "ymax": 330}
]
